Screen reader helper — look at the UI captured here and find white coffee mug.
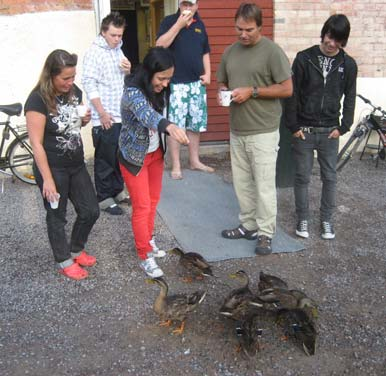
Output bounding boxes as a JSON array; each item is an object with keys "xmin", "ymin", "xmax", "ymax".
[{"xmin": 220, "ymin": 90, "xmax": 232, "ymax": 107}]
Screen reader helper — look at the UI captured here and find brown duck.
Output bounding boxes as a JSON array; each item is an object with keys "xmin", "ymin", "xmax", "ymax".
[
  {"xmin": 169, "ymin": 247, "xmax": 214, "ymax": 281},
  {"xmin": 146, "ymin": 277, "xmax": 206, "ymax": 334}
]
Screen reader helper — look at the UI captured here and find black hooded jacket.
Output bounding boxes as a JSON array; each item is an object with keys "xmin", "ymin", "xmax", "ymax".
[{"xmin": 284, "ymin": 45, "xmax": 357, "ymax": 135}]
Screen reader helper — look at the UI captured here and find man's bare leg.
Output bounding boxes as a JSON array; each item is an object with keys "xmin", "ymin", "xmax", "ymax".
[
  {"xmin": 188, "ymin": 131, "xmax": 214, "ymax": 172},
  {"xmin": 168, "ymin": 136, "xmax": 183, "ymax": 179}
]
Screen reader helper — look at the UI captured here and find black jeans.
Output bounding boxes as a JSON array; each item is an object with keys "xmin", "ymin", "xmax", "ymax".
[
  {"xmin": 34, "ymin": 163, "xmax": 100, "ymax": 263},
  {"xmin": 293, "ymin": 132, "xmax": 339, "ymax": 222},
  {"xmin": 92, "ymin": 124, "xmax": 124, "ymax": 204}
]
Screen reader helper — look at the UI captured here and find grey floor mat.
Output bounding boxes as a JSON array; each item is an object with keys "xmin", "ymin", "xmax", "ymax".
[{"xmin": 158, "ymin": 169, "xmax": 304, "ymax": 262}]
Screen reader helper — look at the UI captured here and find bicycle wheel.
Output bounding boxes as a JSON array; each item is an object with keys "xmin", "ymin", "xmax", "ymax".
[
  {"xmin": 7, "ymin": 133, "xmax": 36, "ymax": 184},
  {"xmin": 336, "ymin": 134, "xmax": 365, "ymax": 171}
]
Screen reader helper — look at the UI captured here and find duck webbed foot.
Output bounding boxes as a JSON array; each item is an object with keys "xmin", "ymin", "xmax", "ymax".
[{"xmin": 172, "ymin": 321, "xmax": 186, "ymax": 335}]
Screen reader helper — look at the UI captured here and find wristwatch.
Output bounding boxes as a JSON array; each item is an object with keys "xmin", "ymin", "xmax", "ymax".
[{"xmin": 252, "ymin": 86, "xmax": 259, "ymax": 98}]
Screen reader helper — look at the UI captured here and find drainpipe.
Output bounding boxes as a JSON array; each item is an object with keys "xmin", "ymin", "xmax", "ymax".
[{"xmin": 93, "ymin": 0, "xmax": 111, "ymax": 34}]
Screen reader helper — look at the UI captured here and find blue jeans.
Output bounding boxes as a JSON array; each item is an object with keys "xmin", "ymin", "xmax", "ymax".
[
  {"xmin": 293, "ymin": 133, "xmax": 339, "ymax": 222},
  {"xmin": 34, "ymin": 163, "xmax": 100, "ymax": 263}
]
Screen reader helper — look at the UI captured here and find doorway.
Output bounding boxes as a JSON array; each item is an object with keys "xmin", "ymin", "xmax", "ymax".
[{"xmin": 110, "ymin": 0, "xmax": 168, "ymax": 67}]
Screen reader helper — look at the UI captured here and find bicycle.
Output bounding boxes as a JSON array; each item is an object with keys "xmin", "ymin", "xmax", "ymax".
[
  {"xmin": 0, "ymin": 103, "xmax": 36, "ymax": 184},
  {"xmin": 336, "ymin": 94, "xmax": 386, "ymax": 171}
]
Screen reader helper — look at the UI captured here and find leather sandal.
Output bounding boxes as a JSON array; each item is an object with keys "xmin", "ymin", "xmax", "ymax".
[{"xmin": 221, "ymin": 224, "xmax": 258, "ymax": 240}]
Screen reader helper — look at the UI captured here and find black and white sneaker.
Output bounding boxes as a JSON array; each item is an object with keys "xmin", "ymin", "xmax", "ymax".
[
  {"xmin": 104, "ymin": 204, "xmax": 123, "ymax": 215},
  {"xmin": 321, "ymin": 221, "xmax": 335, "ymax": 240},
  {"xmin": 296, "ymin": 220, "xmax": 309, "ymax": 238}
]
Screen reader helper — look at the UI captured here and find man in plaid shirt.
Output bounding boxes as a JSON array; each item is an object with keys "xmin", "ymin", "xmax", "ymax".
[{"xmin": 82, "ymin": 12, "xmax": 131, "ymax": 215}]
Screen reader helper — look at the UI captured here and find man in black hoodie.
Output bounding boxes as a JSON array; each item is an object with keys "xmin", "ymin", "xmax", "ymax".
[{"xmin": 284, "ymin": 14, "xmax": 357, "ymax": 240}]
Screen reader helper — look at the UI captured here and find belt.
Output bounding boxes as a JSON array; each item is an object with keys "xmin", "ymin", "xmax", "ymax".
[{"xmin": 300, "ymin": 126, "xmax": 337, "ymax": 134}]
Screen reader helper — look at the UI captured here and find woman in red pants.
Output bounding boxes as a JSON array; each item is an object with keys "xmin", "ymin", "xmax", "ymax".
[{"xmin": 118, "ymin": 47, "xmax": 189, "ymax": 277}]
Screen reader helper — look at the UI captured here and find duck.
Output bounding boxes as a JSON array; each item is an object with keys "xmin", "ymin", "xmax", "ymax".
[
  {"xmin": 255, "ymin": 288, "xmax": 318, "ymax": 319},
  {"xmin": 235, "ymin": 314, "xmax": 264, "ymax": 358},
  {"xmin": 219, "ymin": 270, "xmax": 256, "ymax": 321},
  {"xmin": 169, "ymin": 247, "xmax": 214, "ymax": 281},
  {"xmin": 258, "ymin": 271, "xmax": 288, "ymax": 292},
  {"xmin": 146, "ymin": 277, "xmax": 206, "ymax": 334},
  {"xmin": 278, "ymin": 308, "xmax": 318, "ymax": 356}
]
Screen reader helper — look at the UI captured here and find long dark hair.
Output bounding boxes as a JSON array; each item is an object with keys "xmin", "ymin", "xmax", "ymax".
[
  {"xmin": 34, "ymin": 49, "xmax": 78, "ymax": 114},
  {"xmin": 125, "ymin": 47, "xmax": 174, "ymax": 112}
]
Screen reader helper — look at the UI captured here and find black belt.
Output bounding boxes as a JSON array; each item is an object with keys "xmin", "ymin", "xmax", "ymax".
[{"xmin": 300, "ymin": 126, "xmax": 337, "ymax": 134}]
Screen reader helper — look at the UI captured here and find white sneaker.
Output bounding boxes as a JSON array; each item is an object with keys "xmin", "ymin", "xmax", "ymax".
[
  {"xmin": 140, "ymin": 257, "xmax": 164, "ymax": 278},
  {"xmin": 149, "ymin": 237, "xmax": 166, "ymax": 258},
  {"xmin": 296, "ymin": 220, "xmax": 309, "ymax": 238},
  {"xmin": 321, "ymin": 221, "xmax": 335, "ymax": 240}
]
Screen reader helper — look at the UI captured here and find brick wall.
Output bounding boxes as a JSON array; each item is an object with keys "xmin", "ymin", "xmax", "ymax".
[
  {"xmin": 0, "ymin": 0, "xmax": 93, "ymax": 15},
  {"xmin": 274, "ymin": 0, "xmax": 386, "ymax": 77}
]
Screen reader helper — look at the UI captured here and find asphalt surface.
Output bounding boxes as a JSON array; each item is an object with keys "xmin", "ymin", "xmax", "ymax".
[{"xmin": 1, "ymin": 153, "xmax": 385, "ymax": 376}]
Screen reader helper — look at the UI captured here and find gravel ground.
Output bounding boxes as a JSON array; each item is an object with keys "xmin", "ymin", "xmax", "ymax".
[{"xmin": 0, "ymin": 153, "xmax": 385, "ymax": 376}]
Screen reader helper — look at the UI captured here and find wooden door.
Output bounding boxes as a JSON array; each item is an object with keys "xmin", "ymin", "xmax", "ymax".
[{"xmin": 150, "ymin": 0, "xmax": 164, "ymax": 46}]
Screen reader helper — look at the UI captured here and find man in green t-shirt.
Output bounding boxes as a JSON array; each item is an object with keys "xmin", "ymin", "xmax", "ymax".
[{"xmin": 216, "ymin": 3, "xmax": 292, "ymax": 255}]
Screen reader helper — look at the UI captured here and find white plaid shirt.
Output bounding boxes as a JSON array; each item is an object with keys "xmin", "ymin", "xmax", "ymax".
[{"xmin": 82, "ymin": 35, "xmax": 126, "ymax": 126}]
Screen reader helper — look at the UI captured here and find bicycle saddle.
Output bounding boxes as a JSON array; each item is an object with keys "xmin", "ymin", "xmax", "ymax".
[{"xmin": 0, "ymin": 103, "xmax": 22, "ymax": 116}]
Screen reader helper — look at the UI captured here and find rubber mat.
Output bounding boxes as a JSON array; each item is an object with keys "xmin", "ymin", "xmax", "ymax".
[{"xmin": 158, "ymin": 169, "xmax": 304, "ymax": 262}]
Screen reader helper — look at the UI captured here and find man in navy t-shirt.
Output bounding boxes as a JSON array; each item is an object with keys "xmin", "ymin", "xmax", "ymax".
[{"xmin": 156, "ymin": 0, "xmax": 214, "ymax": 180}]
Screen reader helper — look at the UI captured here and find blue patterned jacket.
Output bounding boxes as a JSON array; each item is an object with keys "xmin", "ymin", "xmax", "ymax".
[{"xmin": 119, "ymin": 86, "xmax": 170, "ymax": 175}]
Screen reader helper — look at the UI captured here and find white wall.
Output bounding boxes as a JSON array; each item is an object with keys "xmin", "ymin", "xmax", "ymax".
[
  {"xmin": 0, "ymin": 10, "xmax": 97, "ymax": 157},
  {"xmin": 341, "ymin": 77, "xmax": 386, "ymax": 146}
]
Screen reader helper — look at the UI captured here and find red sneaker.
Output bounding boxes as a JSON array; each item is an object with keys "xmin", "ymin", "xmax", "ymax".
[
  {"xmin": 73, "ymin": 251, "xmax": 96, "ymax": 267},
  {"xmin": 59, "ymin": 263, "xmax": 88, "ymax": 280}
]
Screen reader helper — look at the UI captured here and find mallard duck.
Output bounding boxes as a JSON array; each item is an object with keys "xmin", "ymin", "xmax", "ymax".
[
  {"xmin": 255, "ymin": 288, "xmax": 318, "ymax": 320},
  {"xmin": 289, "ymin": 290, "xmax": 318, "ymax": 320},
  {"xmin": 258, "ymin": 271, "xmax": 288, "ymax": 292},
  {"xmin": 278, "ymin": 308, "xmax": 318, "ymax": 356},
  {"xmin": 219, "ymin": 270, "xmax": 256, "ymax": 321},
  {"xmin": 146, "ymin": 277, "xmax": 206, "ymax": 334},
  {"xmin": 235, "ymin": 314, "xmax": 264, "ymax": 358},
  {"xmin": 169, "ymin": 247, "xmax": 214, "ymax": 281}
]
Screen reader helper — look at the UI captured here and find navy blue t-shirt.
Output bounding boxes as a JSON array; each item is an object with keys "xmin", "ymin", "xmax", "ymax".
[{"xmin": 157, "ymin": 11, "xmax": 210, "ymax": 84}]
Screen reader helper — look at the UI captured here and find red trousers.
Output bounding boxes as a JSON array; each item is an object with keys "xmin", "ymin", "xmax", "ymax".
[{"xmin": 119, "ymin": 148, "xmax": 164, "ymax": 260}]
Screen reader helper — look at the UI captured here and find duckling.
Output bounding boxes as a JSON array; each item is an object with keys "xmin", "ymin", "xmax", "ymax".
[
  {"xmin": 258, "ymin": 271, "xmax": 288, "ymax": 292},
  {"xmin": 146, "ymin": 277, "xmax": 206, "ymax": 334},
  {"xmin": 278, "ymin": 308, "xmax": 317, "ymax": 356},
  {"xmin": 219, "ymin": 270, "xmax": 255, "ymax": 321},
  {"xmin": 169, "ymin": 247, "xmax": 214, "ymax": 281}
]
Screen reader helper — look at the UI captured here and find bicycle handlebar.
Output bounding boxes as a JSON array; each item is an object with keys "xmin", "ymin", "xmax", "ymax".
[{"xmin": 357, "ymin": 94, "xmax": 386, "ymax": 116}]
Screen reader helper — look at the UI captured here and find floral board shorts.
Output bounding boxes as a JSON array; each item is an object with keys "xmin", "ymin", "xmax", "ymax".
[{"xmin": 168, "ymin": 81, "xmax": 208, "ymax": 132}]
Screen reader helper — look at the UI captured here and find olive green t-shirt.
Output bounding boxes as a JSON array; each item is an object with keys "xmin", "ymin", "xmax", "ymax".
[{"xmin": 217, "ymin": 37, "xmax": 291, "ymax": 135}]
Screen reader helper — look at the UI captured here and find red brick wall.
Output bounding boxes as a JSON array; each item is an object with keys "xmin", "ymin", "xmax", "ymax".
[
  {"xmin": 274, "ymin": 0, "xmax": 386, "ymax": 78},
  {"xmin": 0, "ymin": 0, "xmax": 93, "ymax": 15}
]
